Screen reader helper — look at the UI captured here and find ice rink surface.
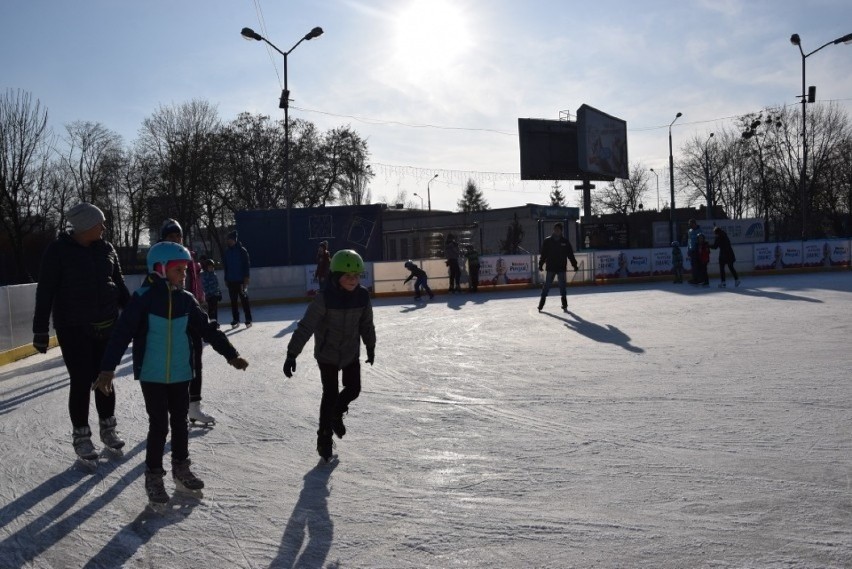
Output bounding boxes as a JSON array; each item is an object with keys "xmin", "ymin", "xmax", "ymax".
[{"xmin": 1, "ymin": 271, "xmax": 851, "ymax": 568}]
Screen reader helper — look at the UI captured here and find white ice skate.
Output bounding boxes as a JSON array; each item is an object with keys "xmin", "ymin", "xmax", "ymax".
[{"xmin": 188, "ymin": 401, "xmax": 216, "ymax": 426}]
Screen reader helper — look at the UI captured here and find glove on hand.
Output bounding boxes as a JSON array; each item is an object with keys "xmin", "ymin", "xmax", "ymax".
[
  {"xmin": 365, "ymin": 346, "xmax": 375, "ymax": 366},
  {"xmin": 229, "ymin": 357, "xmax": 249, "ymax": 370},
  {"xmin": 538, "ymin": 263, "xmax": 544, "ymax": 272},
  {"xmin": 572, "ymin": 263, "xmax": 579, "ymax": 272},
  {"xmin": 33, "ymin": 333, "xmax": 49, "ymax": 354},
  {"xmin": 283, "ymin": 355, "xmax": 297, "ymax": 377}
]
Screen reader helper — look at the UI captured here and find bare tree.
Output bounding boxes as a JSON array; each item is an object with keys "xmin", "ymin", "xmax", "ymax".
[
  {"xmin": 0, "ymin": 89, "xmax": 53, "ymax": 283},
  {"xmin": 592, "ymin": 162, "xmax": 649, "ymax": 214},
  {"xmin": 60, "ymin": 121, "xmax": 124, "ymax": 206}
]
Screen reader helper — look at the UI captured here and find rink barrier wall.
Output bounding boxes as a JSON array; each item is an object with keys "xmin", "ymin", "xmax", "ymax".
[{"xmin": 2, "ymin": 239, "xmax": 849, "ymax": 365}]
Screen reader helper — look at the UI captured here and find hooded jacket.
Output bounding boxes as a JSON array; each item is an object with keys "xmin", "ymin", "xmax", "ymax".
[
  {"xmin": 286, "ymin": 275, "xmax": 376, "ymax": 368},
  {"xmin": 224, "ymin": 240, "xmax": 251, "ymax": 283},
  {"xmin": 100, "ymin": 274, "xmax": 238, "ymax": 383},
  {"xmin": 33, "ymin": 232, "xmax": 130, "ymax": 333}
]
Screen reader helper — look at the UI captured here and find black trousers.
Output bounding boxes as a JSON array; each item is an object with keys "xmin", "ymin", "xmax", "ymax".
[
  {"xmin": 447, "ymin": 259, "xmax": 461, "ymax": 290},
  {"xmin": 317, "ymin": 360, "xmax": 361, "ymax": 432},
  {"xmin": 469, "ymin": 266, "xmax": 480, "ymax": 291},
  {"xmin": 719, "ymin": 261, "xmax": 739, "ymax": 283},
  {"xmin": 140, "ymin": 381, "xmax": 190, "ymax": 471},
  {"xmin": 206, "ymin": 297, "xmax": 219, "ymax": 324},
  {"xmin": 226, "ymin": 281, "xmax": 253, "ymax": 324},
  {"xmin": 56, "ymin": 325, "xmax": 116, "ymax": 429},
  {"xmin": 189, "ymin": 331, "xmax": 203, "ymax": 403}
]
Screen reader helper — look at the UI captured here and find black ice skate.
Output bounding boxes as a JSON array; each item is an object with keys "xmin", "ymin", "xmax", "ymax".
[
  {"xmin": 317, "ymin": 428, "xmax": 334, "ymax": 462},
  {"xmin": 145, "ymin": 468, "xmax": 170, "ymax": 511},
  {"xmin": 73, "ymin": 426, "xmax": 99, "ymax": 471},
  {"xmin": 331, "ymin": 413, "xmax": 346, "ymax": 439},
  {"xmin": 99, "ymin": 416, "xmax": 125, "ymax": 455},
  {"xmin": 172, "ymin": 459, "xmax": 204, "ymax": 497}
]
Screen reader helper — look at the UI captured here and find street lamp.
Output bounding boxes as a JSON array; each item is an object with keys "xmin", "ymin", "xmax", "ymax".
[
  {"xmin": 668, "ymin": 112, "xmax": 682, "ymax": 243},
  {"xmin": 649, "ymin": 168, "xmax": 660, "ymax": 211},
  {"xmin": 427, "ymin": 173, "xmax": 438, "ymax": 211},
  {"xmin": 704, "ymin": 132, "xmax": 714, "ymax": 220},
  {"xmin": 241, "ymin": 25, "xmax": 324, "ymax": 264},
  {"xmin": 790, "ymin": 32, "xmax": 852, "ymax": 240},
  {"xmin": 412, "ymin": 192, "xmax": 424, "ymax": 209}
]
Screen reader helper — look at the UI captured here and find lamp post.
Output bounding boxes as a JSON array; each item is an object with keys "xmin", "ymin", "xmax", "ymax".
[
  {"xmin": 649, "ymin": 168, "xmax": 660, "ymax": 211},
  {"xmin": 704, "ymin": 132, "xmax": 714, "ymax": 220},
  {"xmin": 427, "ymin": 174, "xmax": 438, "ymax": 211},
  {"xmin": 668, "ymin": 112, "xmax": 682, "ymax": 243},
  {"xmin": 790, "ymin": 32, "xmax": 852, "ymax": 240},
  {"xmin": 241, "ymin": 25, "xmax": 324, "ymax": 264},
  {"xmin": 412, "ymin": 192, "xmax": 424, "ymax": 209}
]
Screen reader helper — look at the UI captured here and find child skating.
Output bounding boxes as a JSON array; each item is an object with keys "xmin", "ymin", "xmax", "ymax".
[
  {"xmin": 200, "ymin": 258, "xmax": 223, "ymax": 326},
  {"xmin": 403, "ymin": 260, "xmax": 434, "ymax": 301},
  {"xmin": 283, "ymin": 250, "xmax": 376, "ymax": 462},
  {"xmin": 94, "ymin": 242, "xmax": 249, "ymax": 510}
]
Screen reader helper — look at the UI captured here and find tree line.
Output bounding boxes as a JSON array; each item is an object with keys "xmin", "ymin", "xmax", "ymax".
[
  {"xmin": 581, "ymin": 102, "xmax": 852, "ymax": 242},
  {"xmin": 0, "ymin": 89, "xmax": 372, "ymax": 284}
]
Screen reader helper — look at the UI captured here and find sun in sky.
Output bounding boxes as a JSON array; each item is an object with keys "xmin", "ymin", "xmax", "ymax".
[{"xmin": 391, "ymin": 0, "xmax": 475, "ymax": 78}]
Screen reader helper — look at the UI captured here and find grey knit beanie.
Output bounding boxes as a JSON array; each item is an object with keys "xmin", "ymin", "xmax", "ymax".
[{"xmin": 67, "ymin": 203, "xmax": 105, "ymax": 232}]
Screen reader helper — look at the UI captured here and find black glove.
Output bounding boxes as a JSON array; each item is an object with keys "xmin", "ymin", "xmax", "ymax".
[
  {"xmin": 365, "ymin": 346, "xmax": 375, "ymax": 366},
  {"xmin": 283, "ymin": 354, "xmax": 297, "ymax": 377},
  {"xmin": 572, "ymin": 263, "xmax": 579, "ymax": 272},
  {"xmin": 33, "ymin": 333, "xmax": 49, "ymax": 354},
  {"xmin": 538, "ymin": 263, "xmax": 544, "ymax": 272}
]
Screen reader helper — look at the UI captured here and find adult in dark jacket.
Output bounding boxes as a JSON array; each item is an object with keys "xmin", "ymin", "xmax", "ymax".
[
  {"xmin": 710, "ymin": 226, "xmax": 740, "ymax": 288},
  {"xmin": 537, "ymin": 222, "xmax": 578, "ymax": 312},
  {"xmin": 223, "ymin": 230, "xmax": 252, "ymax": 328},
  {"xmin": 445, "ymin": 237, "xmax": 462, "ymax": 293},
  {"xmin": 32, "ymin": 202, "xmax": 130, "ymax": 461},
  {"xmin": 283, "ymin": 250, "xmax": 377, "ymax": 461},
  {"xmin": 315, "ymin": 241, "xmax": 331, "ymax": 291}
]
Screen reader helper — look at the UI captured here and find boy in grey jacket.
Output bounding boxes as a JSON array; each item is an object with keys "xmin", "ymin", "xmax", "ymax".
[{"xmin": 283, "ymin": 250, "xmax": 376, "ymax": 461}]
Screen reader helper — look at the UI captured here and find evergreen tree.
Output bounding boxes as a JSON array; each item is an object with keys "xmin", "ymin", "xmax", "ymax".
[
  {"xmin": 457, "ymin": 178, "xmax": 489, "ymax": 212},
  {"xmin": 549, "ymin": 181, "xmax": 566, "ymax": 206},
  {"xmin": 498, "ymin": 213, "xmax": 525, "ymax": 254}
]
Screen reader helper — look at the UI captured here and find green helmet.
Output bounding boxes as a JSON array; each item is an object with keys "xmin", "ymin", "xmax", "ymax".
[{"xmin": 330, "ymin": 249, "xmax": 364, "ymax": 273}]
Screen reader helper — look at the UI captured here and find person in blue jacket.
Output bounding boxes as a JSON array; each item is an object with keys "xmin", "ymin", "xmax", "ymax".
[
  {"xmin": 403, "ymin": 260, "xmax": 435, "ymax": 300},
  {"xmin": 223, "ymin": 230, "xmax": 253, "ymax": 328},
  {"xmin": 94, "ymin": 241, "xmax": 248, "ymax": 507}
]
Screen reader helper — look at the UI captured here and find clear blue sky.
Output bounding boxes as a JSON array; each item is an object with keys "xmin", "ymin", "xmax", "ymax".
[{"xmin": 3, "ymin": 0, "xmax": 851, "ymax": 211}]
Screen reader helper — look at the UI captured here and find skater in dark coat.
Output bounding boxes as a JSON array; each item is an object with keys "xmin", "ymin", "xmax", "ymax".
[
  {"xmin": 671, "ymin": 241, "xmax": 684, "ymax": 284},
  {"xmin": 710, "ymin": 227, "xmax": 740, "ymax": 288},
  {"xmin": 283, "ymin": 250, "xmax": 377, "ymax": 462},
  {"xmin": 224, "ymin": 230, "xmax": 252, "ymax": 327},
  {"xmin": 693, "ymin": 233, "xmax": 711, "ymax": 286},
  {"xmin": 95, "ymin": 241, "xmax": 248, "ymax": 506},
  {"xmin": 403, "ymin": 260, "xmax": 434, "ymax": 300},
  {"xmin": 32, "ymin": 202, "xmax": 130, "ymax": 462},
  {"xmin": 538, "ymin": 222, "xmax": 578, "ymax": 312}
]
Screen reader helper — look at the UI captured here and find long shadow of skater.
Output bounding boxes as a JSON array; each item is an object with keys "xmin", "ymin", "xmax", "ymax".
[
  {"xmin": 545, "ymin": 311, "xmax": 644, "ymax": 354},
  {"xmin": 82, "ymin": 491, "xmax": 199, "ymax": 569},
  {"xmin": 728, "ymin": 287, "xmax": 823, "ymax": 303},
  {"xmin": 275, "ymin": 321, "xmax": 299, "ymax": 339},
  {"xmin": 270, "ymin": 460, "xmax": 339, "ymax": 569},
  {"xmin": 0, "ymin": 377, "xmax": 69, "ymax": 416},
  {"xmin": 0, "ymin": 441, "xmax": 146, "ymax": 568}
]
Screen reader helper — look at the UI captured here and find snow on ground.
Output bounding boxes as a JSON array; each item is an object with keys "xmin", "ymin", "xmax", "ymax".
[{"xmin": 1, "ymin": 271, "xmax": 851, "ymax": 569}]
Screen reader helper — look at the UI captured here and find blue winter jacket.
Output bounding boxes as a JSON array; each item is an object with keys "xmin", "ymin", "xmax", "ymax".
[
  {"xmin": 100, "ymin": 274, "xmax": 239, "ymax": 383},
  {"xmin": 224, "ymin": 242, "xmax": 251, "ymax": 283}
]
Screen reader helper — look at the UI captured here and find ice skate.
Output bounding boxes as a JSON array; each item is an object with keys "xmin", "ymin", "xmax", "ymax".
[
  {"xmin": 245, "ymin": 322, "xmax": 252, "ymax": 329},
  {"xmin": 99, "ymin": 416, "xmax": 125, "ymax": 453},
  {"xmin": 331, "ymin": 412, "xmax": 346, "ymax": 439},
  {"xmin": 188, "ymin": 401, "xmax": 216, "ymax": 426},
  {"xmin": 718, "ymin": 282, "xmax": 726, "ymax": 288},
  {"xmin": 317, "ymin": 428, "xmax": 334, "ymax": 462},
  {"xmin": 73, "ymin": 426, "xmax": 99, "ymax": 470},
  {"xmin": 230, "ymin": 321, "xmax": 239, "ymax": 329},
  {"xmin": 735, "ymin": 279, "xmax": 741, "ymax": 287},
  {"xmin": 145, "ymin": 468, "xmax": 170, "ymax": 511},
  {"xmin": 172, "ymin": 459, "xmax": 204, "ymax": 497},
  {"xmin": 428, "ymin": 292, "xmax": 434, "ymax": 299}
]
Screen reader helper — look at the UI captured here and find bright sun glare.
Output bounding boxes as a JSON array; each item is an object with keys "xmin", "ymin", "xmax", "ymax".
[{"xmin": 393, "ymin": 0, "xmax": 473, "ymax": 75}]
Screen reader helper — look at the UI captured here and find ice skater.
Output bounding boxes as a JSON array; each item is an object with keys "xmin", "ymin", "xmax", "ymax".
[
  {"xmin": 537, "ymin": 222, "xmax": 579, "ymax": 312},
  {"xmin": 283, "ymin": 250, "xmax": 376, "ymax": 462},
  {"xmin": 671, "ymin": 241, "xmax": 684, "ymax": 284},
  {"xmin": 32, "ymin": 202, "xmax": 130, "ymax": 467},
  {"xmin": 94, "ymin": 241, "xmax": 248, "ymax": 509},
  {"xmin": 403, "ymin": 260, "xmax": 434, "ymax": 300},
  {"xmin": 710, "ymin": 226, "xmax": 740, "ymax": 288}
]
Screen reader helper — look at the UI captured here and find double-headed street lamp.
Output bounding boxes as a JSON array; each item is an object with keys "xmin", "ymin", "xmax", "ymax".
[
  {"xmin": 241, "ymin": 25, "xmax": 324, "ymax": 264},
  {"xmin": 412, "ymin": 192, "xmax": 424, "ymax": 209},
  {"xmin": 790, "ymin": 32, "xmax": 852, "ymax": 240},
  {"xmin": 427, "ymin": 173, "xmax": 438, "ymax": 211},
  {"xmin": 649, "ymin": 168, "xmax": 660, "ymax": 211},
  {"xmin": 668, "ymin": 112, "xmax": 682, "ymax": 243}
]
